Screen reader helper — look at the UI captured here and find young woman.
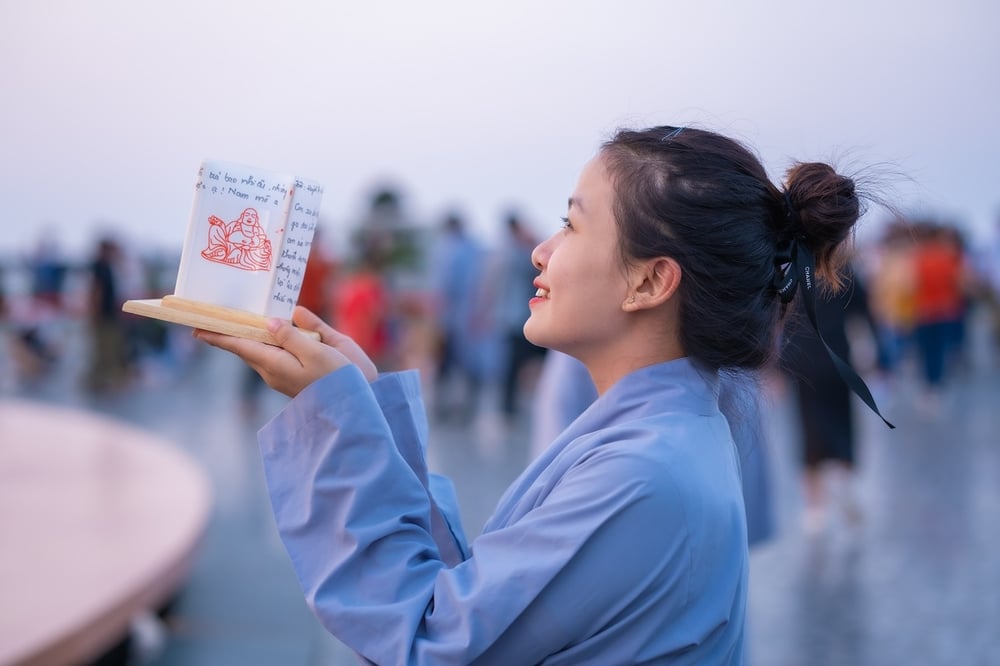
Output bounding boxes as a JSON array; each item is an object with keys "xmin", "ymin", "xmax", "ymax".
[{"xmin": 196, "ymin": 125, "xmax": 879, "ymax": 664}]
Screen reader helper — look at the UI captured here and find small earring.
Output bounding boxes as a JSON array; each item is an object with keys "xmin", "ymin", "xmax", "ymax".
[{"xmin": 625, "ymin": 295, "xmax": 636, "ymax": 306}]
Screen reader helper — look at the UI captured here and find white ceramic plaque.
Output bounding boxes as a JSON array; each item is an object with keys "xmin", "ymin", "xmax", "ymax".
[{"xmin": 173, "ymin": 160, "xmax": 323, "ymax": 318}]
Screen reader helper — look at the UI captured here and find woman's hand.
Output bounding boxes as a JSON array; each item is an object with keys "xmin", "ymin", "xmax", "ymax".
[{"xmin": 195, "ymin": 306, "xmax": 378, "ymax": 397}]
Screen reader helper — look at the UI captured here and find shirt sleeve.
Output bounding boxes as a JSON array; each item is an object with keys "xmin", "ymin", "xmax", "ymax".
[
  {"xmin": 369, "ymin": 371, "xmax": 468, "ymax": 563},
  {"xmin": 257, "ymin": 367, "xmax": 722, "ymax": 665}
]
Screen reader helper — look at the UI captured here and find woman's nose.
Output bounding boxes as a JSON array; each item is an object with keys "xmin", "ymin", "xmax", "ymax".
[{"xmin": 531, "ymin": 236, "xmax": 551, "ymax": 270}]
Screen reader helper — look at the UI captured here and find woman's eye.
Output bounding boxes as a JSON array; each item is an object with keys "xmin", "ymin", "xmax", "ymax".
[{"xmin": 560, "ymin": 216, "xmax": 573, "ymax": 230}]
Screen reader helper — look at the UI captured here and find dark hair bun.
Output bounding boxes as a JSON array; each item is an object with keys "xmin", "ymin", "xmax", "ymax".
[{"xmin": 784, "ymin": 162, "xmax": 861, "ymax": 289}]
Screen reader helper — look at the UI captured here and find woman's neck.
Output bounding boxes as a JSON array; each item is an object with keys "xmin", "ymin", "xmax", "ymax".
[{"xmin": 581, "ymin": 330, "xmax": 685, "ymax": 395}]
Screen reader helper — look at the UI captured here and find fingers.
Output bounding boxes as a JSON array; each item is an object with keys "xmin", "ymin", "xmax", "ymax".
[
  {"xmin": 195, "ymin": 328, "xmax": 272, "ymax": 363},
  {"xmin": 194, "ymin": 328, "xmax": 286, "ymax": 383},
  {"xmin": 291, "ymin": 306, "xmax": 342, "ymax": 346},
  {"xmin": 196, "ymin": 308, "xmax": 378, "ymax": 391},
  {"xmin": 289, "ymin": 306, "xmax": 379, "ymax": 381},
  {"xmin": 195, "ymin": 326, "xmax": 336, "ymax": 398},
  {"xmin": 291, "ymin": 305, "xmax": 325, "ymax": 332},
  {"xmin": 267, "ymin": 316, "xmax": 317, "ymax": 358}
]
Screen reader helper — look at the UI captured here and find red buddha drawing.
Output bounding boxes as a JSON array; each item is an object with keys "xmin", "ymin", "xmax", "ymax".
[{"xmin": 200, "ymin": 207, "xmax": 272, "ymax": 271}]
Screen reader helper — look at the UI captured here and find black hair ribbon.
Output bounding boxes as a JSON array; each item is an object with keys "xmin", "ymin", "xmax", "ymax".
[{"xmin": 786, "ymin": 239, "xmax": 896, "ymax": 429}]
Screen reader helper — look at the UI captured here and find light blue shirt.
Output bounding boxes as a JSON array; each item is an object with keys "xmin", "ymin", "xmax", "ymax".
[
  {"xmin": 258, "ymin": 357, "xmax": 748, "ymax": 664},
  {"xmin": 531, "ymin": 351, "xmax": 773, "ymax": 547}
]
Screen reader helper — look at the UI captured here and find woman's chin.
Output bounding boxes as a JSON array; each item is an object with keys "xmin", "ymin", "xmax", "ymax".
[{"xmin": 522, "ymin": 320, "xmax": 544, "ymax": 348}]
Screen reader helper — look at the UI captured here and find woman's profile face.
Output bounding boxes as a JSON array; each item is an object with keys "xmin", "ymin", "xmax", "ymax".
[{"xmin": 524, "ymin": 154, "xmax": 632, "ymax": 359}]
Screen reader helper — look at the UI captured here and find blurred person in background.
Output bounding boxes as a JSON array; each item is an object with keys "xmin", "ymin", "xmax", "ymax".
[
  {"xmin": 911, "ymin": 221, "xmax": 971, "ymax": 409},
  {"xmin": 779, "ymin": 265, "xmax": 877, "ymax": 535},
  {"xmin": 529, "ymin": 350, "xmax": 598, "ymax": 459},
  {"xmin": 867, "ymin": 219, "xmax": 916, "ymax": 391},
  {"xmin": 83, "ymin": 236, "xmax": 131, "ymax": 393},
  {"xmin": 196, "ymin": 125, "xmax": 891, "ymax": 664},
  {"xmin": 334, "ymin": 240, "xmax": 392, "ymax": 369},
  {"xmin": 490, "ymin": 210, "xmax": 548, "ymax": 422},
  {"xmin": 0, "ymin": 232, "xmax": 70, "ymax": 379},
  {"xmin": 28, "ymin": 231, "xmax": 69, "ymax": 311},
  {"xmin": 297, "ymin": 226, "xmax": 339, "ymax": 322},
  {"xmin": 346, "ymin": 185, "xmax": 427, "ymax": 374},
  {"xmin": 429, "ymin": 211, "xmax": 489, "ymax": 424}
]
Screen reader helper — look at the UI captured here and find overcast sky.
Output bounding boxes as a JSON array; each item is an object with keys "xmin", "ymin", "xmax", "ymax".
[{"xmin": 2, "ymin": 0, "xmax": 998, "ymax": 261}]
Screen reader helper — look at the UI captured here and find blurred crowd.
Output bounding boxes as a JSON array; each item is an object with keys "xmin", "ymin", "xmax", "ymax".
[
  {"xmin": 0, "ymin": 187, "xmax": 551, "ymax": 425},
  {"xmin": 3, "ymin": 193, "xmax": 1000, "ymax": 422},
  {"xmin": 2, "ymin": 193, "xmax": 1000, "ymax": 544},
  {"xmin": 3, "ymin": 197, "xmax": 1000, "ymax": 422},
  {"xmin": 859, "ymin": 216, "xmax": 1000, "ymax": 407}
]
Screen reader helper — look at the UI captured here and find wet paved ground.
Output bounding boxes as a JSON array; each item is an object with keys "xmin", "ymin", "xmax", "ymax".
[{"xmin": 3, "ymin": 309, "xmax": 998, "ymax": 665}]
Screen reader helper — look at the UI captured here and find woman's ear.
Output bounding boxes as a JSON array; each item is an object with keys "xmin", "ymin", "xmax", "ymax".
[{"xmin": 623, "ymin": 257, "xmax": 682, "ymax": 311}]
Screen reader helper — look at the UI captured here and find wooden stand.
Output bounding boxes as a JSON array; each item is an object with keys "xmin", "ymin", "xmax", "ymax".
[{"xmin": 122, "ymin": 295, "xmax": 320, "ymax": 345}]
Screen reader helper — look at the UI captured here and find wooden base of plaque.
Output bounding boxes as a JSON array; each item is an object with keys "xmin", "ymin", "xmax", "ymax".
[{"xmin": 123, "ymin": 295, "xmax": 320, "ymax": 345}]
